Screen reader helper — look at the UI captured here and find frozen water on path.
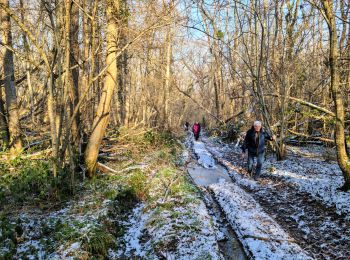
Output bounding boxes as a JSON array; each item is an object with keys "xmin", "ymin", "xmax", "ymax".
[
  {"xmin": 188, "ymin": 138, "xmax": 247, "ymax": 259},
  {"xmin": 187, "ymin": 163, "xmax": 232, "ymax": 186},
  {"xmin": 190, "ymin": 136, "xmax": 312, "ymax": 259},
  {"xmin": 190, "ymin": 139, "xmax": 232, "ymax": 186},
  {"xmin": 193, "ymin": 140, "xmax": 217, "ymax": 169}
]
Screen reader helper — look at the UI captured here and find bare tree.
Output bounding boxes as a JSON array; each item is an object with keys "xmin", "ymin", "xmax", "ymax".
[
  {"xmin": 84, "ymin": 0, "xmax": 120, "ymax": 177},
  {"xmin": 0, "ymin": 0, "xmax": 23, "ymax": 153},
  {"xmin": 320, "ymin": 0, "xmax": 350, "ymax": 191}
]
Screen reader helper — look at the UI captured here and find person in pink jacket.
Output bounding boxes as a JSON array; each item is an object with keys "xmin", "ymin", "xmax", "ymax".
[{"xmin": 192, "ymin": 122, "xmax": 201, "ymax": 141}]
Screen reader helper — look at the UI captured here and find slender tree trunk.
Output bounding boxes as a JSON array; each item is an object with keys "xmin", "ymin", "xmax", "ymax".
[
  {"xmin": 117, "ymin": 0, "xmax": 128, "ymax": 126},
  {"xmin": 69, "ymin": 0, "xmax": 81, "ymax": 148},
  {"xmin": 82, "ymin": 0, "xmax": 90, "ymax": 129},
  {"xmin": 89, "ymin": 1, "xmax": 98, "ymax": 129},
  {"xmin": 0, "ymin": 0, "xmax": 22, "ymax": 153},
  {"xmin": 0, "ymin": 87, "xmax": 9, "ymax": 147},
  {"xmin": 163, "ymin": 28, "xmax": 172, "ymax": 127},
  {"xmin": 322, "ymin": 0, "xmax": 350, "ymax": 191},
  {"xmin": 85, "ymin": 0, "xmax": 119, "ymax": 177},
  {"xmin": 20, "ymin": 0, "xmax": 35, "ymax": 125}
]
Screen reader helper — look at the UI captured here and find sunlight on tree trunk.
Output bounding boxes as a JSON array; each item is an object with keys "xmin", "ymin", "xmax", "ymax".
[
  {"xmin": 84, "ymin": 1, "xmax": 119, "ymax": 177},
  {"xmin": 0, "ymin": 0, "xmax": 22, "ymax": 153},
  {"xmin": 321, "ymin": 0, "xmax": 350, "ymax": 191}
]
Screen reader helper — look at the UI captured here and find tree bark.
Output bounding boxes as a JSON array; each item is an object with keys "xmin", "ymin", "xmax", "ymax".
[
  {"xmin": 69, "ymin": 0, "xmax": 81, "ymax": 148},
  {"xmin": 0, "ymin": 0, "xmax": 22, "ymax": 153},
  {"xmin": 321, "ymin": 0, "xmax": 350, "ymax": 191},
  {"xmin": 0, "ymin": 87, "xmax": 9, "ymax": 147},
  {"xmin": 117, "ymin": 0, "xmax": 128, "ymax": 126},
  {"xmin": 163, "ymin": 28, "xmax": 172, "ymax": 127},
  {"xmin": 84, "ymin": 0, "xmax": 119, "ymax": 177}
]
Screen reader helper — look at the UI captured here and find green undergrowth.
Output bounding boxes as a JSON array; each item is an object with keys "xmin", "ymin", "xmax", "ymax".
[
  {"xmin": 140, "ymin": 167, "xmax": 204, "ymax": 256},
  {"xmin": 0, "ymin": 127, "xmax": 202, "ymax": 259},
  {"xmin": 0, "ymin": 157, "xmax": 81, "ymax": 209}
]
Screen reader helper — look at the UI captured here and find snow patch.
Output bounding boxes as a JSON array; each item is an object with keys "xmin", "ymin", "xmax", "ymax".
[
  {"xmin": 111, "ymin": 201, "xmax": 221, "ymax": 259},
  {"xmin": 210, "ymin": 182, "xmax": 312, "ymax": 260},
  {"xmin": 264, "ymin": 156, "xmax": 350, "ymax": 218}
]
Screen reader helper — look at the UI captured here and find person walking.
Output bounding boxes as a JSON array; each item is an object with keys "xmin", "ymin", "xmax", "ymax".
[
  {"xmin": 184, "ymin": 121, "xmax": 190, "ymax": 131},
  {"xmin": 192, "ymin": 122, "xmax": 201, "ymax": 141},
  {"xmin": 241, "ymin": 121, "xmax": 275, "ymax": 180}
]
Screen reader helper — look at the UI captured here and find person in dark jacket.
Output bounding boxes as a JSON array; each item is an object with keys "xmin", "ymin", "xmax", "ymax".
[
  {"xmin": 241, "ymin": 121, "xmax": 275, "ymax": 180},
  {"xmin": 192, "ymin": 122, "xmax": 201, "ymax": 141},
  {"xmin": 184, "ymin": 121, "xmax": 190, "ymax": 131}
]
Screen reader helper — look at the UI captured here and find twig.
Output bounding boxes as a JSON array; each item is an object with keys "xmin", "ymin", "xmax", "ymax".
[
  {"xmin": 23, "ymin": 138, "xmax": 51, "ymax": 150},
  {"xmin": 96, "ymin": 162, "xmax": 119, "ymax": 174},
  {"xmin": 162, "ymin": 175, "xmax": 181, "ymax": 203},
  {"xmin": 21, "ymin": 148, "xmax": 52, "ymax": 159},
  {"xmin": 243, "ymin": 234, "xmax": 296, "ymax": 243}
]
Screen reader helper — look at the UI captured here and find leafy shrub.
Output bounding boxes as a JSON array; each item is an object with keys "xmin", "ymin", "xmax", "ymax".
[
  {"xmin": 81, "ymin": 226, "xmax": 116, "ymax": 257},
  {"xmin": 128, "ymin": 169, "xmax": 149, "ymax": 200},
  {"xmin": 0, "ymin": 158, "xmax": 79, "ymax": 205},
  {"xmin": 50, "ymin": 219, "xmax": 116, "ymax": 258},
  {"xmin": 0, "ymin": 215, "xmax": 17, "ymax": 258},
  {"xmin": 143, "ymin": 130, "xmax": 176, "ymax": 147},
  {"xmin": 144, "ymin": 131, "xmax": 156, "ymax": 144}
]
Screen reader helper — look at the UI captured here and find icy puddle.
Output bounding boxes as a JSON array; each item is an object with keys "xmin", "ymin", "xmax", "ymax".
[
  {"xmin": 188, "ymin": 140, "xmax": 247, "ymax": 259},
  {"xmin": 189, "ymin": 140, "xmax": 233, "ymax": 187},
  {"xmin": 187, "ymin": 162, "xmax": 232, "ymax": 186}
]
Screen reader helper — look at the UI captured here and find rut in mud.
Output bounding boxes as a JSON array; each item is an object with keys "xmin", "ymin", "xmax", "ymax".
[
  {"xmin": 186, "ymin": 147, "xmax": 247, "ymax": 260},
  {"xmin": 203, "ymin": 136, "xmax": 350, "ymax": 260}
]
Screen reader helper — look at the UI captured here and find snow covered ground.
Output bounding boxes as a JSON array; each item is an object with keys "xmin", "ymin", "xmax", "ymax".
[
  {"xmin": 0, "ymin": 197, "xmax": 114, "ymax": 259},
  {"xmin": 204, "ymin": 136, "xmax": 350, "ymax": 218},
  {"xmin": 3, "ymin": 133, "xmax": 348, "ymax": 259},
  {"xmin": 264, "ymin": 154, "xmax": 350, "ymax": 218},
  {"xmin": 190, "ymin": 138, "xmax": 312, "ymax": 259},
  {"xmin": 106, "ymin": 139, "xmax": 222, "ymax": 259},
  {"xmin": 110, "ymin": 200, "xmax": 221, "ymax": 259},
  {"xmin": 210, "ymin": 182, "xmax": 311, "ymax": 259},
  {"xmin": 203, "ymin": 135, "xmax": 350, "ymax": 259}
]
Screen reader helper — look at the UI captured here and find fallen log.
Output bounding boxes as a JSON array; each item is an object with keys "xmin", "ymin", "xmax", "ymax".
[
  {"xmin": 287, "ymin": 129, "xmax": 334, "ymax": 144},
  {"xmin": 96, "ymin": 162, "xmax": 119, "ymax": 174}
]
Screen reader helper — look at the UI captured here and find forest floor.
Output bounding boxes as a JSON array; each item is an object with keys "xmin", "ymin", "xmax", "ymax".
[
  {"xmin": 0, "ymin": 129, "xmax": 349, "ymax": 259},
  {"xmin": 202, "ymin": 134, "xmax": 350, "ymax": 259},
  {"xmin": 0, "ymin": 128, "xmax": 226, "ymax": 259}
]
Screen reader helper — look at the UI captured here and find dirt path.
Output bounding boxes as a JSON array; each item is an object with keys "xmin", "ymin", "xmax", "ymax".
[
  {"xmin": 186, "ymin": 144, "xmax": 247, "ymax": 259},
  {"xmin": 187, "ymin": 138, "xmax": 310, "ymax": 259},
  {"xmin": 202, "ymin": 136, "xmax": 350, "ymax": 260}
]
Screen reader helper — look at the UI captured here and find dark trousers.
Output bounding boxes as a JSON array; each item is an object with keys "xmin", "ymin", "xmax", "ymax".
[
  {"xmin": 247, "ymin": 152, "xmax": 265, "ymax": 177},
  {"xmin": 194, "ymin": 133, "xmax": 199, "ymax": 141}
]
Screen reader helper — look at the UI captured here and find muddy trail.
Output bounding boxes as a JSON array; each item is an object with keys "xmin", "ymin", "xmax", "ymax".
[
  {"xmin": 186, "ymin": 155, "xmax": 247, "ymax": 259},
  {"xmin": 185, "ymin": 137, "xmax": 311, "ymax": 259},
  {"xmin": 201, "ymin": 136, "xmax": 350, "ymax": 260}
]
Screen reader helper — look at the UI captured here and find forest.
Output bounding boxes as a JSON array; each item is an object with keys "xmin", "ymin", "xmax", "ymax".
[{"xmin": 0, "ymin": 0, "xmax": 349, "ymax": 259}]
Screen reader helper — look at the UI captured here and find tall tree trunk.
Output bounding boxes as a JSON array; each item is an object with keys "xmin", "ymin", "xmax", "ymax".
[
  {"xmin": 20, "ymin": 0, "xmax": 35, "ymax": 125},
  {"xmin": 82, "ymin": 0, "xmax": 90, "ymax": 131},
  {"xmin": 84, "ymin": 0, "xmax": 119, "ymax": 177},
  {"xmin": 277, "ymin": 0, "xmax": 300, "ymax": 160},
  {"xmin": 59, "ymin": 0, "xmax": 81, "ymax": 164},
  {"xmin": 0, "ymin": 0, "xmax": 22, "ymax": 153},
  {"xmin": 69, "ymin": 0, "xmax": 81, "ymax": 149},
  {"xmin": 0, "ymin": 87, "xmax": 9, "ymax": 148},
  {"xmin": 117, "ymin": 0, "xmax": 128, "ymax": 126},
  {"xmin": 322, "ymin": 0, "xmax": 350, "ymax": 191},
  {"xmin": 163, "ymin": 28, "xmax": 172, "ymax": 127}
]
